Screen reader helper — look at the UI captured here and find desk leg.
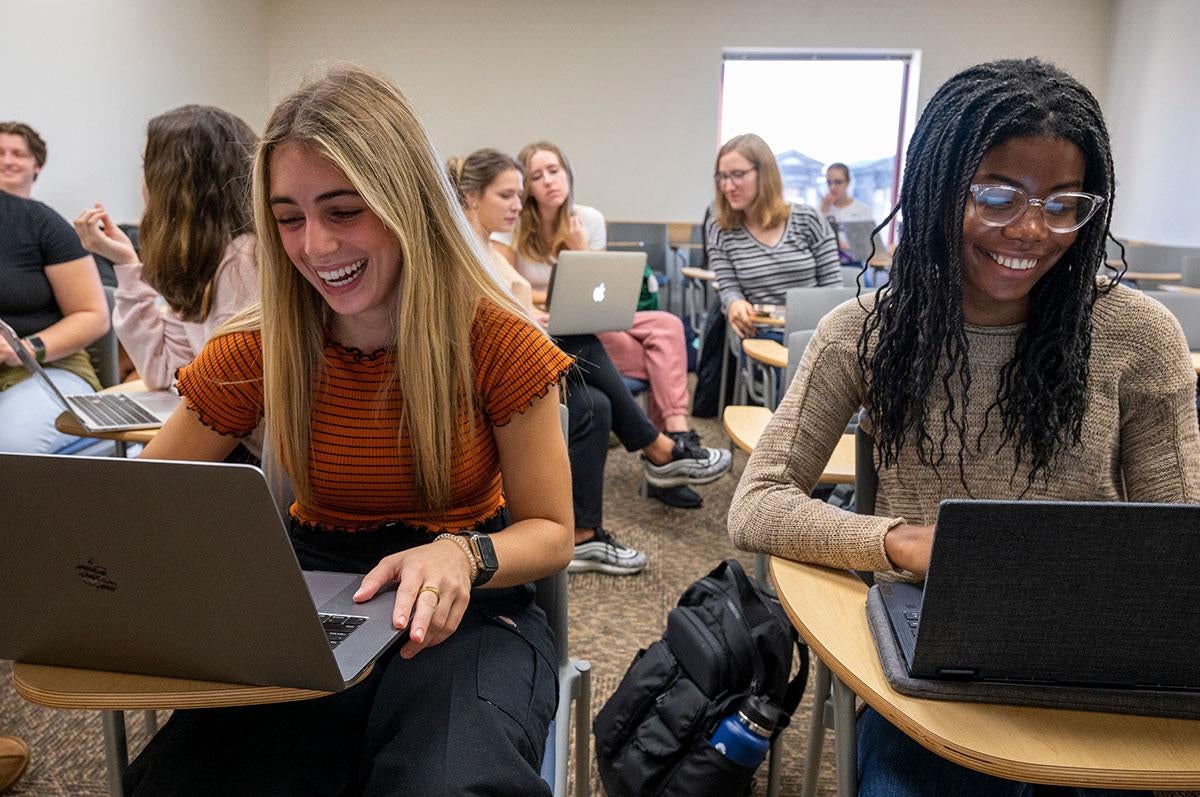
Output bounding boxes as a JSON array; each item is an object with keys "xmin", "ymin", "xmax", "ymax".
[
  {"xmin": 766, "ymin": 734, "xmax": 782, "ymax": 797},
  {"xmin": 102, "ymin": 710, "xmax": 128, "ymax": 797},
  {"xmin": 115, "ymin": 440, "xmax": 127, "ymax": 458},
  {"xmin": 800, "ymin": 659, "xmax": 831, "ymax": 797},
  {"xmin": 832, "ymin": 675, "xmax": 858, "ymax": 797}
]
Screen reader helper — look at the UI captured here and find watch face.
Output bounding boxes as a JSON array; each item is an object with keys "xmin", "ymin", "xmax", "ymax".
[{"xmin": 472, "ymin": 533, "xmax": 499, "ymax": 571}]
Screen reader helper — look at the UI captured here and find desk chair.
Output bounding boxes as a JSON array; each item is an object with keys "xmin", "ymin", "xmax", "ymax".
[
  {"xmin": 800, "ymin": 425, "xmax": 877, "ymax": 797},
  {"xmin": 607, "ymin": 222, "xmax": 672, "ymax": 314},
  {"xmin": 784, "ymin": 287, "xmax": 861, "ymax": 339},
  {"xmin": 1147, "ymin": 290, "xmax": 1200, "ymax": 349},
  {"xmin": 1182, "ymin": 254, "xmax": 1200, "ymax": 289}
]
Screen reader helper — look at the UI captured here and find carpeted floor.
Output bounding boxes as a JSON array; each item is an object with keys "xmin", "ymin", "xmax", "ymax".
[{"xmin": 3, "ymin": 412, "xmax": 1196, "ymax": 796}]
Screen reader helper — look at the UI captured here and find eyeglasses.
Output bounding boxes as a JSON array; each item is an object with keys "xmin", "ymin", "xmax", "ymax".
[
  {"xmin": 714, "ymin": 167, "xmax": 756, "ymax": 187},
  {"xmin": 826, "ymin": 178, "xmax": 848, "ymax": 186},
  {"xmin": 968, "ymin": 184, "xmax": 1105, "ymax": 233}
]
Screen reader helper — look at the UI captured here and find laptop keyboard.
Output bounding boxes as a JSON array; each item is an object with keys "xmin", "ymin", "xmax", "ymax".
[
  {"xmin": 320, "ymin": 614, "xmax": 367, "ymax": 648},
  {"xmin": 70, "ymin": 393, "xmax": 160, "ymax": 427},
  {"xmin": 904, "ymin": 609, "xmax": 920, "ymax": 637}
]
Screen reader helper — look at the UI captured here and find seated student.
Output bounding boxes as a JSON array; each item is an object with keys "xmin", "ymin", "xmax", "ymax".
[
  {"xmin": 728, "ymin": 58, "xmax": 1200, "ymax": 797},
  {"xmin": 125, "ymin": 66, "xmax": 574, "ymax": 795},
  {"xmin": 500, "ymin": 140, "xmax": 728, "ymax": 510},
  {"xmin": 0, "ymin": 122, "xmax": 109, "ymax": 454},
  {"xmin": 820, "ymin": 162, "xmax": 873, "ymax": 228},
  {"xmin": 445, "ymin": 148, "xmax": 534, "ymax": 310},
  {"xmin": 74, "ymin": 106, "xmax": 259, "ymax": 392},
  {"xmin": 706, "ymin": 134, "xmax": 841, "ymax": 342}
]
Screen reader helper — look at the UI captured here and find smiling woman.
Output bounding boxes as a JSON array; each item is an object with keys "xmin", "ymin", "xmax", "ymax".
[
  {"xmin": 128, "ymin": 65, "xmax": 576, "ymax": 795},
  {"xmin": 728, "ymin": 57, "xmax": 1200, "ymax": 797}
]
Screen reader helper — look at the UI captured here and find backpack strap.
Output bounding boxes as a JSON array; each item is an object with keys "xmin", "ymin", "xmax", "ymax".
[{"xmin": 773, "ymin": 639, "xmax": 810, "ymax": 736}]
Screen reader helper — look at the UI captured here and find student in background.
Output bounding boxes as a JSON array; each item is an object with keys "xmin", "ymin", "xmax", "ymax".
[
  {"xmin": 706, "ymin": 134, "xmax": 841, "ymax": 341},
  {"xmin": 446, "ymin": 148, "xmax": 533, "ymax": 311},
  {"xmin": 729, "ymin": 58, "xmax": 1200, "ymax": 796},
  {"xmin": 503, "ymin": 140, "xmax": 728, "ymax": 510},
  {"xmin": 125, "ymin": 66, "xmax": 573, "ymax": 795},
  {"xmin": 73, "ymin": 107, "xmax": 259, "ymax": 393},
  {"xmin": 0, "ymin": 121, "xmax": 109, "ymax": 454},
  {"xmin": 0, "ymin": 121, "xmax": 46, "ymax": 200},
  {"xmin": 819, "ymin": 162, "xmax": 873, "ymax": 226}
]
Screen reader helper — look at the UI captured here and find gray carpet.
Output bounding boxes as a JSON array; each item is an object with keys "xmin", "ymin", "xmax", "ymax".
[{"xmin": 3, "ymin": 412, "xmax": 1196, "ymax": 795}]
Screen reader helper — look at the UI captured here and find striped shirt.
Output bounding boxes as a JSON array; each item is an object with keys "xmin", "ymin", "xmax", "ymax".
[
  {"xmin": 176, "ymin": 301, "xmax": 574, "ymax": 532},
  {"xmin": 706, "ymin": 203, "xmax": 841, "ymax": 309}
]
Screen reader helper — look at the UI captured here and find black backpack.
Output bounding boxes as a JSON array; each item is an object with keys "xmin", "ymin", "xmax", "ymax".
[{"xmin": 594, "ymin": 559, "xmax": 808, "ymax": 797}]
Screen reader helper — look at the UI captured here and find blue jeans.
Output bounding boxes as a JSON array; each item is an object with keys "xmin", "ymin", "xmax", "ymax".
[
  {"xmin": 0, "ymin": 369, "xmax": 94, "ymax": 453},
  {"xmin": 856, "ymin": 707, "xmax": 1147, "ymax": 797}
]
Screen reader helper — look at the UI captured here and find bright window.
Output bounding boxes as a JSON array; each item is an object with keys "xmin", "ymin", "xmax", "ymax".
[{"xmin": 719, "ymin": 50, "xmax": 920, "ymax": 241}]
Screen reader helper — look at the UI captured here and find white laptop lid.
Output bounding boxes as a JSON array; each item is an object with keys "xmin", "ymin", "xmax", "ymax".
[{"xmin": 545, "ymin": 251, "xmax": 646, "ymax": 336}]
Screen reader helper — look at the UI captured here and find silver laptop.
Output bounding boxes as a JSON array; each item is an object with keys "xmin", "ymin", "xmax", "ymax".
[
  {"xmin": 836, "ymin": 219, "xmax": 886, "ymax": 263},
  {"xmin": 545, "ymin": 250, "xmax": 646, "ymax": 336},
  {"xmin": 0, "ymin": 454, "xmax": 404, "ymax": 692},
  {"xmin": 0, "ymin": 318, "xmax": 179, "ymax": 432}
]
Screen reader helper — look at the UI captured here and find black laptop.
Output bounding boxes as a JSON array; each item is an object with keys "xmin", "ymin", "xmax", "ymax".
[{"xmin": 879, "ymin": 499, "xmax": 1200, "ymax": 691}]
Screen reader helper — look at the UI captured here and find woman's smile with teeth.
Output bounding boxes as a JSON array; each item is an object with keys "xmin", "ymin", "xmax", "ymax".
[
  {"xmin": 988, "ymin": 252, "xmax": 1038, "ymax": 271},
  {"xmin": 318, "ymin": 259, "xmax": 367, "ymax": 286}
]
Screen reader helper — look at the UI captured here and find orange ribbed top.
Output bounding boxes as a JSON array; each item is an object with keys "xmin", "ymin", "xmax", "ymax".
[{"xmin": 177, "ymin": 302, "xmax": 573, "ymax": 532}]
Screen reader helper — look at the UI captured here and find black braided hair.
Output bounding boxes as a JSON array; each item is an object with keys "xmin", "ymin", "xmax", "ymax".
[{"xmin": 857, "ymin": 58, "xmax": 1117, "ymax": 489}]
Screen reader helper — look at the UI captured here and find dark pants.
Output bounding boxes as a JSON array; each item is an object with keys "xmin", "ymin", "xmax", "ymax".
[
  {"xmin": 557, "ymin": 334, "xmax": 659, "ymax": 529},
  {"xmin": 125, "ymin": 519, "xmax": 558, "ymax": 797},
  {"xmin": 857, "ymin": 707, "xmax": 1147, "ymax": 797}
]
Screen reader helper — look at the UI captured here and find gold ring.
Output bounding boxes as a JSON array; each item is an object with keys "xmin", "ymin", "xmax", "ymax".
[{"xmin": 418, "ymin": 584, "xmax": 441, "ymax": 601}]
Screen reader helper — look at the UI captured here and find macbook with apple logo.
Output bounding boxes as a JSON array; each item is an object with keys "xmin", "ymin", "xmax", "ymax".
[{"xmin": 543, "ymin": 250, "xmax": 646, "ymax": 336}]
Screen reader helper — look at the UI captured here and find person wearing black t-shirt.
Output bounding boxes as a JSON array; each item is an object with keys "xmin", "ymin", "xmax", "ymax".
[{"xmin": 0, "ymin": 189, "xmax": 109, "ymax": 452}]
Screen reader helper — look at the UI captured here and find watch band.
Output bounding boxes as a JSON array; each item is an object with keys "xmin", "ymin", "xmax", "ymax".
[{"xmin": 26, "ymin": 335, "xmax": 46, "ymax": 364}]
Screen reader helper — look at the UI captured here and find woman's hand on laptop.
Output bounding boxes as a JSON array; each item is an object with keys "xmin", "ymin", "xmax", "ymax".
[
  {"xmin": 883, "ymin": 523, "xmax": 935, "ymax": 578},
  {"xmin": 354, "ymin": 539, "xmax": 473, "ymax": 659}
]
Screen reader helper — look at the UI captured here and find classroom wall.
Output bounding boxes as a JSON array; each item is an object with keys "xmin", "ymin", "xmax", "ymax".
[
  {"xmin": 3, "ymin": 0, "xmax": 1124, "ymax": 227},
  {"xmin": 1, "ymin": 0, "xmax": 268, "ymax": 224},
  {"xmin": 265, "ymin": 0, "xmax": 1115, "ymax": 223},
  {"xmin": 1103, "ymin": 0, "xmax": 1200, "ymax": 247}
]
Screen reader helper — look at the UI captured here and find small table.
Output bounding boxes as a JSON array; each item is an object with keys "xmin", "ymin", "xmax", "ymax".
[
  {"xmin": 770, "ymin": 560, "xmax": 1200, "ymax": 793},
  {"xmin": 1160, "ymin": 284, "xmax": 1200, "ymax": 296},
  {"xmin": 1192, "ymin": 351, "xmax": 1200, "ymax": 375},
  {"xmin": 54, "ymin": 379, "xmax": 162, "ymax": 454}
]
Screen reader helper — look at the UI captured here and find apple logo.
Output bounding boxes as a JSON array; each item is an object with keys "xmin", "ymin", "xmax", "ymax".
[
  {"xmin": 592, "ymin": 282, "xmax": 607, "ymax": 303},
  {"xmin": 76, "ymin": 558, "xmax": 117, "ymax": 592}
]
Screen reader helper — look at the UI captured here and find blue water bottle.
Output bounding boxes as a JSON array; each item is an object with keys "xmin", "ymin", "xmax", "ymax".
[{"xmin": 708, "ymin": 695, "xmax": 781, "ymax": 769}]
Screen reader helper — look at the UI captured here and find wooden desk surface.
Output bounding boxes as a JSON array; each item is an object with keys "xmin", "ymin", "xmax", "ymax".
[
  {"xmin": 1160, "ymin": 284, "xmax": 1200, "ymax": 296},
  {"xmin": 681, "ymin": 266, "xmax": 716, "ymax": 281},
  {"xmin": 1193, "ymin": 351, "xmax": 1200, "ymax": 374},
  {"xmin": 12, "ymin": 661, "xmax": 337, "ymax": 711},
  {"xmin": 722, "ymin": 408, "xmax": 855, "ymax": 484},
  {"xmin": 770, "ymin": 560, "xmax": 1200, "ymax": 789},
  {"xmin": 742, "ymin": 338, "xmax": 787, "ymax": 369},
  {"xmin": 53, "ymin": 379, "xmax": 162, "ymax": 444}
]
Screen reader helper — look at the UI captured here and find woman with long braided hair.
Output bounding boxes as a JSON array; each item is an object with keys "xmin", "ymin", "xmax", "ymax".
[{"xmin": 730, "ymin": 58, "xmax": 1199, "ymax": 794}]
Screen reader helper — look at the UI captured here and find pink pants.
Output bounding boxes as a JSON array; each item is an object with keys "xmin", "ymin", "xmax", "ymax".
[{"xmin": 599, "ymin": 310, "xmax": 690, "ymax": 429}]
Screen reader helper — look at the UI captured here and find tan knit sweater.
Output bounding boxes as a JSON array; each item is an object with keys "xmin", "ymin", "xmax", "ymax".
[{"xmin": 728, "ymin": 282, "xmax": 1200, "ymax": 580}]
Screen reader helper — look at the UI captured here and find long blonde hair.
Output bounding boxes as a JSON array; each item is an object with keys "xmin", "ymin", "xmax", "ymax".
[
  {"xmin": 513, "ymin": 141, "xmax": 574, "ymax": 264},
  {"xmin": 713, "ymin": 133, "xmax": 790, "ymax": 231},
  {"xmin": 234, "ymin": 65, "xmax": 523, "ymax": 511}
]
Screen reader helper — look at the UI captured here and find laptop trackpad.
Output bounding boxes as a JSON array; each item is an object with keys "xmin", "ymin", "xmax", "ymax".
[{"xmin": 304, "ymin": 570, "xmax": 360, "ymax": 606}]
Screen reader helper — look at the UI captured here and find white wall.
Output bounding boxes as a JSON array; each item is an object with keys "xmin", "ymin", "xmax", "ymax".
[
  {"xmin": 265, "ymin": 0, "xmax": 1115, "ymax": 222},
  {"xmin": 1, "ymin": 0, "xmax": 268, "ymax": 224},
  {"xmin": 2, "ymin": 0, "xmax": 1121, "ymax": 225},
  {"xmin": 1104, "ymin": 0, "xmax": 1200, "ymax": 247}
]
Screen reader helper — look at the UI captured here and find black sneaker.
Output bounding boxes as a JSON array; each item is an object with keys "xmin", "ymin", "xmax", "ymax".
[
  {"xmin": 569, "ymin": 528, "xmax": 648, "ymax": 575},
  {"xmin": 645, "ymin": 483, "xmax": 704, "ymax": 509},
  {"xmin": 642, "ymin": 430, "xmax": 732, "ymax": 488}
]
